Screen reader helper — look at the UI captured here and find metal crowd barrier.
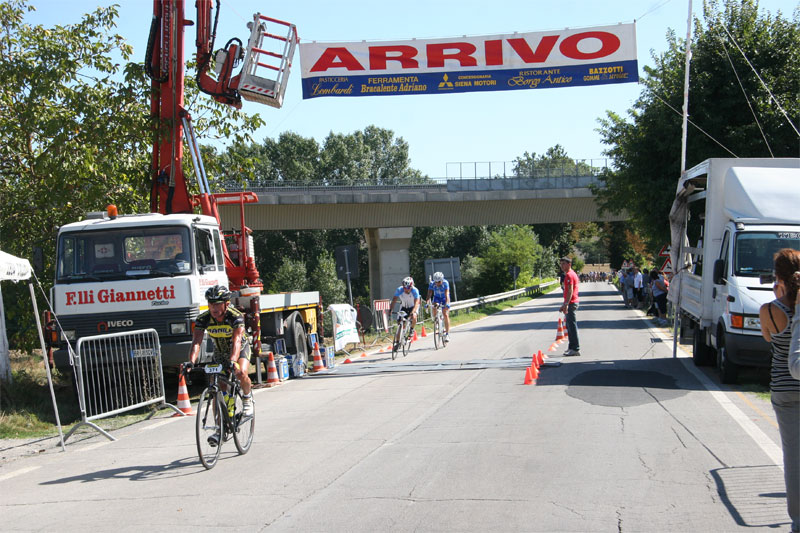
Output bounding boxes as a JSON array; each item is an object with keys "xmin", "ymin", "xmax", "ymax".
[{"xmin": 65, "ymin": 328, "xmax": 181, "ymax": 442}]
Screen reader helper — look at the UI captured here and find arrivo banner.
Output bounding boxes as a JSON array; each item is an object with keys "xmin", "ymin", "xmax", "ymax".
[{"xmin": 299, "ymin": 23, "xmax": 638, "ymax": 99}]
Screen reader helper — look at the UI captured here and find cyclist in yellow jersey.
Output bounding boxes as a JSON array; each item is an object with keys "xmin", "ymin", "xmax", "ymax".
[{"xmin": 185, "ymin": 285, "xmax": 253, "ymax": 418}]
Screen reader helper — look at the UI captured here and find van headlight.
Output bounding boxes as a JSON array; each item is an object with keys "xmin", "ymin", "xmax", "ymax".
[{"xmin": 743, "ymin": 316, "xmax": 761, "ymax": 330}]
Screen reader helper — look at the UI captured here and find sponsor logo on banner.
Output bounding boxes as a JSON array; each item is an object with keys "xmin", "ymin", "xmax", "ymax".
[
  {"xmin": 329, "ymin": 304, "xmax": 360, "ymax": 352},
  {"xmin": 300, "ymin": 23, "xmax": 638, "ymax": 98}
]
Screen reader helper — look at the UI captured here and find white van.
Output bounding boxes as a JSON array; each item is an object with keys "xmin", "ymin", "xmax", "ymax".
[{"xmin": 669, "ymin": 158, "xmax": 800, "ymax": 383}]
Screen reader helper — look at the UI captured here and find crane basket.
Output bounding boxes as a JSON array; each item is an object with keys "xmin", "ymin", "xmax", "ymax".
[{"xmin": 238, "ymin": 13, "xmax": 298, "ymax": 108}]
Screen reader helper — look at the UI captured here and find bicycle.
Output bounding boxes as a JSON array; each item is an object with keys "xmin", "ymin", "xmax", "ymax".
[
  {"xmin": 192, "ymin": 361, "xmax": 255, "ymax": 470},
  {"xmin": 430, "ymin": 303, "xmax": 449, "ymax": 350},
  {"xmin": 391, "ymin": 310, "xmax": 413, "ymax": 360}
]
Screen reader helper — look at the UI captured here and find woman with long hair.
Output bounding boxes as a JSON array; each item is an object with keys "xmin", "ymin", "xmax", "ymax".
[{"xmin": 759, "ymin": 248, "xmax": 800, "ymax": 533}]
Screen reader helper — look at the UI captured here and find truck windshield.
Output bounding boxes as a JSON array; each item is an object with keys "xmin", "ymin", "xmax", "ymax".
[
  {"xmin": 57, "ymin": 226, "xmax": 192, "ymax": 282},
  {"xmin": 734, "ymin": 231, "xmax": 800, "ymax": 277}
]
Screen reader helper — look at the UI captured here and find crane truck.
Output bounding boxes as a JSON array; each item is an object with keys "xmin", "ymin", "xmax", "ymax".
[{"xmin": 45, "ymin": 0, "xmax": 319, "ymax": 378}]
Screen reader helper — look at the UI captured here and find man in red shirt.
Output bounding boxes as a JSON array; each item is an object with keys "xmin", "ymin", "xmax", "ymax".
[{"xmin": 559, "ymin": 257, "xmax": 581, "ymax": 356}]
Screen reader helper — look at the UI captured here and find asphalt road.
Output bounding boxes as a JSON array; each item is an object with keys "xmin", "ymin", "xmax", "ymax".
[{"xmin": 0, "ymin": 282, "xmax": 790, "ymax": 532}]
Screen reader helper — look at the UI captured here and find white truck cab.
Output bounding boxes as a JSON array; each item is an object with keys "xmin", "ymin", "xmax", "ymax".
[
  {"xmin": 671, "ymin": 158, "xmax": 800, "ymax": 383},
  {"xmin": 51, "ymin": 211, "xmax": 227, "ymax": 369}
]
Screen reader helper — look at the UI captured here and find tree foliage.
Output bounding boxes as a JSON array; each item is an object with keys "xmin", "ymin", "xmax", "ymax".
[{"xmin": 596, "ymin": 0, "xmax": 800, "ymax": 250}]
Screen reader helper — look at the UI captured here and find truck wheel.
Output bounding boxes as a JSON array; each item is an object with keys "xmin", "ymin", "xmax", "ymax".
[
  {"xmin": 717, "ymin": 342, "xmax": 739, "ymax": 384},
  {"xmin": 290, "ymin": 318, "xmax": 308, "ymax": 376},
  {"xmin": 692, "ymin": 328, "xmax": 714, "ymax": 367}
]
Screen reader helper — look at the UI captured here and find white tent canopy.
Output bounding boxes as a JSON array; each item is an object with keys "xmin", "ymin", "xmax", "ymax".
[
  {"xmin": 0, "ymin": 249, "xmax": 65, "ymax": 450},
  {"xmin": 0, "ymin": 250, "xmax": 32, "ymax": 281}
]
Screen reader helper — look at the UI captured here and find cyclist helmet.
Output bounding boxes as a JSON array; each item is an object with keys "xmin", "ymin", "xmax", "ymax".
[
  {"xmin": 205, "ymin": 285, "xmax": 233, "ymax": 303},
  {"xmin": 402, "ymin": 276, "xmax": 414, "ymax": 288},
  {"xmin": 433, "ymin": 272, "xmax": 444, "ymax": 283}
]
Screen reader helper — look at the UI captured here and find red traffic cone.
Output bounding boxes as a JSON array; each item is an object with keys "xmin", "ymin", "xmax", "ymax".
[
  {"xmin": 265, "ymin": 352, "xmax": 280, "ymax": 387},
  {"xmin": 421, "ymin": 325, "xmax": 427, "ymax": 337},
  {"xmin": 343, "ymin": 357, "xmax": 353, "ymax": 364},
  {"xmin": 412, "ymin": 329, "xmax": 418, "ymax": 342},
  {"xmin": 311, "ymin": 342, "xmax": 325, "ymax": 372},
  {"xmin": 523, "ymin": 367, "xmax": 533, "ymax": 385},
  {"xmin": 173, "ymin": 371, "xmax": 193, "ymax": 416}
]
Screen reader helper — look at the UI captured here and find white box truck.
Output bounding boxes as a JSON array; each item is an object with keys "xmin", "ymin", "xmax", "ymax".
[{"xmin": 669, "ymin": 158, "xmax": 800, "ymax": 383}]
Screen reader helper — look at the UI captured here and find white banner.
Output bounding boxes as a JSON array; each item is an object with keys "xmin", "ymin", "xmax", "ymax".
[
  {"xmin": 300, "ymin": 23, "xmax": 637, "ymax": 98},
  {"xmin": 329, "ymin": 303, "xmax": 360, "ymax": 351}
]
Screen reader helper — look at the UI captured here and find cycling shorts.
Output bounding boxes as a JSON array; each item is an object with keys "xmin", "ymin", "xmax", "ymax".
[
  {"xmin": 431, "ymin": 298, "xmax": 450, "ymax": 309},
  {"xmin": 398, "ymin": 306, "xmax": 415, "ymax": 321}
]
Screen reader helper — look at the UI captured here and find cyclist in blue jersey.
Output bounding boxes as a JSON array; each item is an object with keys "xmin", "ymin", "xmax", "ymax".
[
  {"xmin": 390, "ymin": 277, "xmax": 420, "ymax": 347},
  {"xmin": 427, "ymin": 272, "xmax": 451, "ymax": 342}
]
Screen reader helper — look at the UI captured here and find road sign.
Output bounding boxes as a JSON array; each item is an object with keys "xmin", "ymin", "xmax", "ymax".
[
  {"xmin": 508, "ymin": 265, "xmax": 521, "ymax": 281},
  {"xmin": 658, "ymin": 244, "xmax": 671, "ymax": 258},
  {"xmin": 660, "ymin": 257, "xmax": 673, "ymax": 275}
]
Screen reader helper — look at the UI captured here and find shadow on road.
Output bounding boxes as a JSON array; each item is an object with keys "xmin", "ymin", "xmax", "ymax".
[{"xmin": 39, "ymin": 456, "xmax": 206, "ymax": 484}]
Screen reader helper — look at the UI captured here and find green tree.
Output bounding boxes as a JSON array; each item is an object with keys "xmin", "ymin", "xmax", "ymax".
[
  {"xmin": 0, "ymin": 0, "xmax": 265, "ymax": 348},
  {"xmin": 596, "ymin": 0, "xmax": 800, "ymax": 250},
  {"xmin": 310, "ymin": 251, "xmax": 346, "ymax": 307},
  {"xmin": 268, "ymin": 257, "xmax": 307, "ymax": 293},
  {"xmin": 512, "ymin": 144, "xmax": 596, "ymax": 178},
  {"xmin": 471, "ymin": 225, "xmax": 544, "ymax": 295}
]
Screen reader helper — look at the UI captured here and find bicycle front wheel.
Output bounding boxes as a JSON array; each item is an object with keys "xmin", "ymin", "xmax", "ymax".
[
  {"xmin": 233, "ymin": 393, "xmax": 255, "ymax": 454},
  {"xmin": 402, "ymin": 327, "xmax": 411, "ymax": 357},
  {"xmin": 196, "ymin": 388, "xmax": 222, "ymax": 470},
  {"xmin": 433, "ymin": 315, "xmax": 441, "ymax": 350}
]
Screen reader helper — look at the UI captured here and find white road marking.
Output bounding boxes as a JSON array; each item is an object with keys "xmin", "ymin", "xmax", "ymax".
[{"xmin": 0, "ymin": 465, "xmax": 40, "ymax": 482}]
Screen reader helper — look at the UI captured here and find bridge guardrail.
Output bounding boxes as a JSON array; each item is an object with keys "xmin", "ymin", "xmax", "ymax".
[{"xmin": 445, "ymin": 281, "xmax": 559, "ymax": 315}]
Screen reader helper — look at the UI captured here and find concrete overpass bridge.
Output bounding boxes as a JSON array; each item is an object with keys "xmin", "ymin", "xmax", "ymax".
[{"xmin": 218, "ymin": 175, "xmax": 625, "ymax": 301}]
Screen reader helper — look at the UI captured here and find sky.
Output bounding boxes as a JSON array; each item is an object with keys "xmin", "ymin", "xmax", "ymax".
[{"xmin": 25, "ymin": 0, "xmax": 798, "ymax": 179}]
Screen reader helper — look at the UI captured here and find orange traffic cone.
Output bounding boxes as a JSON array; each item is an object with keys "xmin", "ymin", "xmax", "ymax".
[
  {"xmin": 311, "ymin": 342, "xmax": 325, "ymax": 372},
  {"xmin": 412, "ymin": 329, "xmax": 418, "ymax": 342},
  {"xmin": 548, "ymin": 342, "xmax": 558, "ymax": 352},
  {"xmin": 523, "ymin": 367, "xmax": 534, "ymax": 385},
  {"xmin": 421, "ymin": 325, "xmax": 427, "ymax": 337},
  {"xmin": 265, "ymin": 352, "xmax": 280, "ymax": 387},
  {"xmin": 531, "ymin": 352, "xmax": 539, "ymax": 369},
  {"xmin": 343, "ymin": 357, "xmax": 353, "ymax": 364},
  {"xmin": 537, "ymin": 350, "xmax": 545, "ymax": 366},
  {"xmin": 556, "ymin": 318, "xmax": 566, "ymax": 344},
  {"xmin": 173, "ymin": 371, "xmax": 193, "ymax": 416},
  {"xmin": 529, "ymin": 364, "xmax": 540, "ymax": 380},
  {"xmin": 360, "ymin": 351, "xmax": 367, "ymax": 358}
]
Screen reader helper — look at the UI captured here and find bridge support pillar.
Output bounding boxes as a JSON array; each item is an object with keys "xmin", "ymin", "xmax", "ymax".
[{"xmin": 366, "ymin": 227, "xmax": 413, "ymax": 302}]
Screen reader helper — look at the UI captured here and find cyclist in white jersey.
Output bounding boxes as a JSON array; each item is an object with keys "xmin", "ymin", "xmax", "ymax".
[{"xmin": 390, "ymin": 276, "xmax": 420, "ymax": 331}]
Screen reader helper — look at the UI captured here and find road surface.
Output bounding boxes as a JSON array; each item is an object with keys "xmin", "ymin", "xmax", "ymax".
[{"xmin": 0, "ymin": 282, "xmax": 789, "ymax": 532}]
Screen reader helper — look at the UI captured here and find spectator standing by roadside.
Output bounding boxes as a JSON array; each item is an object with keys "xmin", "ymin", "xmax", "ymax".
[
  {"xmin": 758, "ymin": 249, "xmax": 800, "ymax": 533},
  {"xmin": 791, "ymin": 271, "xmax": 800, "ymax": 380},
  {"xmin": 633, "ymin": 266, "xmax": 643, "ymax": 309},
  {"xmin": 559, "ymin": 257, "xmax": 580, "ymax": 356},
  {"xmin": 650, "ymin": 269, "xmax": 669, "ymax": 326},
  {"xmin": 624, "ymin": 268, "xmax": 636, "ymax": 308}
]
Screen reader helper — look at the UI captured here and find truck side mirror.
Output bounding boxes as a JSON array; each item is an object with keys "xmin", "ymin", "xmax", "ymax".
[{"xmin": 713, "ymin": 259, "xmax": 726, "ymax": 285}]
